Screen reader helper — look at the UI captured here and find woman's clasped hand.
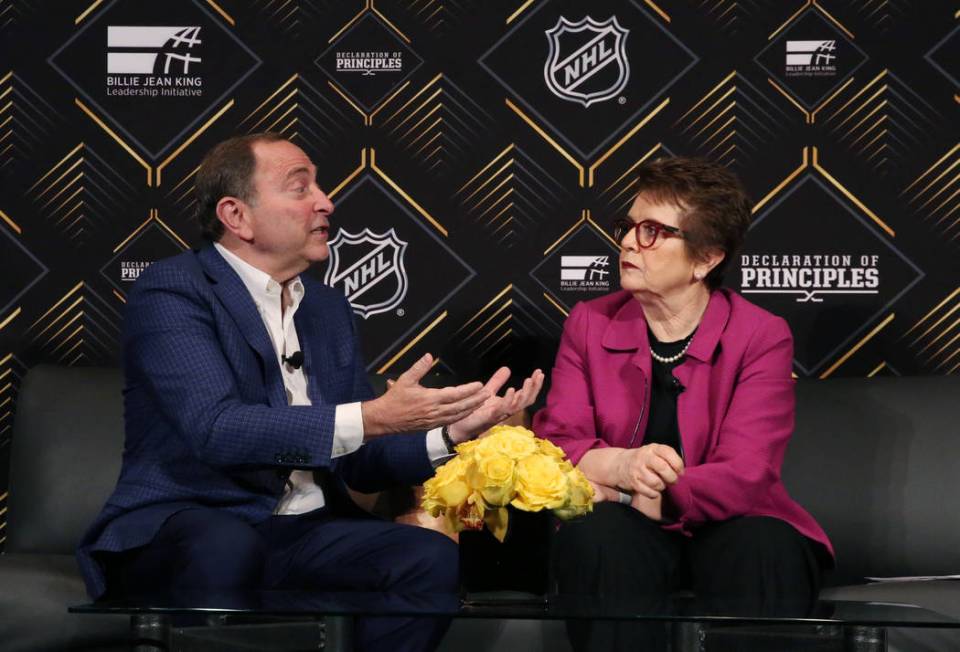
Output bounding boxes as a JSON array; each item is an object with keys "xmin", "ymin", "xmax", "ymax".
[{"xmin": 614, "ymin": 444, "xmax": 684, "ymax": 499}]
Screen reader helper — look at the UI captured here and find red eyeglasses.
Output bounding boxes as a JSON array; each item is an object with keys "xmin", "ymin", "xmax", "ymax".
[{"xmin": 612, "ymin": 219, "xmax": 684, "ymax": 248}]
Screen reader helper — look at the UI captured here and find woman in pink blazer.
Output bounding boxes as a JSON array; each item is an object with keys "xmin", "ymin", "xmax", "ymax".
[{"xmin": 533, "ymin": 157, "xmax": 832, "ymax": 651}]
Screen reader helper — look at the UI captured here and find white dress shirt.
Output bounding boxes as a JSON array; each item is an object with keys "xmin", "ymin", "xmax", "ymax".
[{"xmin": 214, "ymin": 244, "xmax": 449, "ymax": 515}]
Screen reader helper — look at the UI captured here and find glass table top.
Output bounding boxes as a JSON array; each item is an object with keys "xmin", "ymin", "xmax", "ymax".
[{"xmin": 70, "ymin": 591, "xmax": 960, "ymax": 628}]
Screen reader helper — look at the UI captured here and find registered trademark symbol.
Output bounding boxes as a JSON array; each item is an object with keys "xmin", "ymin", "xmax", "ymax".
[
  {"xmin": 396, "ymin": 308, "xmax": 405, "ymax": 316},
  {"xmin": 618, "ymin": 96, "xmax": 626, "ymax": 104}
]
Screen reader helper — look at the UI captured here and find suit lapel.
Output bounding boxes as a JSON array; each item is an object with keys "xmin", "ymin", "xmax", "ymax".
[
  {"xmin": 294, "ymin": 305, "xmax": 329, "ymax": 404},
  {"xmin": 198, "ymin": 246, "xmax": 286, "ymax": 407}
]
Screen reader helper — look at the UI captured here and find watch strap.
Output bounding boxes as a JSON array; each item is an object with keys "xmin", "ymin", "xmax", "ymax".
[{"xmin": 441, "ymin": 426, "xmax": 456, "ymax": 455}]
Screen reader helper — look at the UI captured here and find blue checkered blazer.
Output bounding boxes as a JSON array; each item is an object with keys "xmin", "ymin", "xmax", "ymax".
[{"xmin": 77, "ymin": 246, "xmax": 433, "ymax": 599}]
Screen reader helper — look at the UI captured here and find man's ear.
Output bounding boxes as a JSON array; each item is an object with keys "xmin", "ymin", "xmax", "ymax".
[{"xmin": 216, "ymin": 197, "xmax": 253, "ymax": 242}]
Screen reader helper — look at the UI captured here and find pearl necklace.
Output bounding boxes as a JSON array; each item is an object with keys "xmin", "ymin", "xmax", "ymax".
[{"xmin": 649, "ymin": 334, "xmax": 694, "ymax": 364}]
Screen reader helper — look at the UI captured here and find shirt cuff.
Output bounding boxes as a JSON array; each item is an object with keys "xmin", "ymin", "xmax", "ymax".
[
  {"xmin": 426, "ymin": 427, "xmax": 454, "ymax": 466},
  {"xmin": 332, "ymin": 402, "xmax": 365, "ymax": 458}
]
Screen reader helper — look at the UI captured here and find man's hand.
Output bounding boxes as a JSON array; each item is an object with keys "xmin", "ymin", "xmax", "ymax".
[
  {"xmin": 446, "ymin": 367, "xmax": 545, "ymax": 443},
  {"xmin": 614, "ymin": 444, "xmax": 684, "ymax": 499},
  {"xmin": 361, "ymin": 353, "xmax": 490, "ymax": 437}
]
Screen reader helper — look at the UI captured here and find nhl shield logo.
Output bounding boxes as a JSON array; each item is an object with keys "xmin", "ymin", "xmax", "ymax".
[
  {"xmin": 544, "ymin": 16, "xmax": 630, "ymax": 107},
  {"xmin": 323, "ymin": 228, "xmax": 409, "ymax": 319}
]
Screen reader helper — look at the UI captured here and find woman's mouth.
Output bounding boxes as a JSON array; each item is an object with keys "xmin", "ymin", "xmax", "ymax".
[{"xmin": 621, "ymin": 261, "xmax": 637, "ymax": 270}]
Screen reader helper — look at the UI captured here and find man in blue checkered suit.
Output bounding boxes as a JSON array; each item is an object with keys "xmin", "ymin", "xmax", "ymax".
[{"xmin": 77, "ymin": 133, "xmax": 544, "ymax": 652}]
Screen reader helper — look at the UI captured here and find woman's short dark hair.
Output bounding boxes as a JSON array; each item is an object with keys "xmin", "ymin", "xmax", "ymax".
[
  {"xmin": 194, "ymin": 132, "xmax": 287, "ymax": 242},
  {"xmin": 634, "ymin": 156, "xmax": 752, "ymax": 290}
]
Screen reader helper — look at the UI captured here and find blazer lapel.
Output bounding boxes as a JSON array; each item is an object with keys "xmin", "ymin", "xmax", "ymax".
[
  {"xmin": 683, "ymin": 289, "xmax": 730, "ymax": 365},
  {"xmin": 198, "ymin": 246, "xmax": 286, "ymax": 407},
  {"xmin": 294, "ymin": 280, "xmax": 355, "ymax": 405},
  {"xmin": 600, "ymin": 298, "xmax": 652, "ymax": 448}
]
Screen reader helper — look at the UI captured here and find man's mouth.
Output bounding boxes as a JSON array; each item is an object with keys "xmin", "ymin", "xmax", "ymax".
[{"xmin": 311, "ymin": 225, "xmax": 329, "ymax": 235}]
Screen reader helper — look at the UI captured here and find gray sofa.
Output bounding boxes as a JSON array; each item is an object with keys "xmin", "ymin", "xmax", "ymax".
[
  {"xmin": 788, "ymin": 374, "xmax": 960, "ymax": 652},
  {"xmin": 0, "ymin": 366, "xmax": 128, "ymax": 652},
  {"xmin": 1, "ymin": 365, "xmax": 958, "ymax": 651}
]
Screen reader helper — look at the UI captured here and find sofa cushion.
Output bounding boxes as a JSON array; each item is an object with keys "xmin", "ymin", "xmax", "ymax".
[
  {"xmin": 823, "ymin": 580, "xmax": 960, "ymax": 617},
  {"xmin": 0, "ymin": 553, "xmax": 128, "ymax": 652},
  {"xmin": 822, "ymin": 581, "xmax": 960, "ymax": 652},
  {"xmin": 786, "ymin": 375, "xmax": 960, "ymax": 585},
  {"xmin": 6, "ymin": 366, "xmax": 124, "ymax": 555}
]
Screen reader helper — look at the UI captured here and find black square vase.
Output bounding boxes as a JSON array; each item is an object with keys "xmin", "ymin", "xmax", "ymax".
[{"xmin": 457, "ymin": 507, "xmax": 552, "ymax": 594}]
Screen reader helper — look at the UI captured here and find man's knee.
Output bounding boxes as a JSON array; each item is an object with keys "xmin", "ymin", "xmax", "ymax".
[
  {"xmin": 177, "ymin": 512, "xmax": 267, "ymax": 589},
  {"xmin": 389, "ymin": 528, "xmax": 459, "ymax": 592}
]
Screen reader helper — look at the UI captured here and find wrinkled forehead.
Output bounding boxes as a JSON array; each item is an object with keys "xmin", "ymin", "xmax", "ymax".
[{"xmin": 252, "ymin": 140, "xmax": 316, "ymax": 183}]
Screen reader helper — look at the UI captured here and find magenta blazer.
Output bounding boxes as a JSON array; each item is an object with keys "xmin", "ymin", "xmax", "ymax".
[{"xmin": 533, "ymin": 288, "xmax": 833, "ymax": 557}]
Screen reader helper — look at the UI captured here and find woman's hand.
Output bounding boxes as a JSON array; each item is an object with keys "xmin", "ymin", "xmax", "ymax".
[
  {"xmin": 630, "ymin": 492, "xmax": 663, "ymax": 521},
  {"xmin": 587, "ymin": 479, "xmax": 665, "ymax": 522},
  {"xmin": 614, "ymin": 444, "xmax": 684, "ymax": 499},
  {"xmin": 587, "ymin": 480, "xmax": 623, "ymax": 503}
]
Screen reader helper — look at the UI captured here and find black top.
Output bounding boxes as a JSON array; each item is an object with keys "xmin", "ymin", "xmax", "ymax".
[{"xmin": 642, "ymin": 328, "xmax": 692, "ymax": 459}]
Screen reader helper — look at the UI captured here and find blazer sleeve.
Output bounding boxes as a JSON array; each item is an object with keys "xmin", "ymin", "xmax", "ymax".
[
  {"xmin": 665, "ymin": 316, "xmax": 795, "ymax": 529},
  {"xmin": 124, "ymin": 264, "xmax": 339, "ymax": 470},
  {"xmin": 532, "ymin": 302, "xmax": 610, "ymax": 464}
]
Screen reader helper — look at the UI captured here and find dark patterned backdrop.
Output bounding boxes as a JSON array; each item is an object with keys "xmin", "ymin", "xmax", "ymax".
[{"xmin": 1, "ymin": 0, "xmax": 958, "ymax": 547}]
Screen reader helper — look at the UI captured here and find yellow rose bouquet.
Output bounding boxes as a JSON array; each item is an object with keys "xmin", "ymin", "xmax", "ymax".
[{"xmin": 421, "ymin": 425, "xmax": 594, "ymax": 542}]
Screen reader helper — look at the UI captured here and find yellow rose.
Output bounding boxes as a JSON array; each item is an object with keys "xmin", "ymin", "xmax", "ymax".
[
  {"xmin": 467, "ymin": 451, "xmax": 516, "ymax": 506},
  {"xmin": 422, "ymin": 456, "xmax": 469, "ymax": 517},
  {"xmin": 537, "ymin": 438, "xmax": 566, "ymax": 460},
  {"xmin": 454, "ymin": 438, "xmax": 481, "ymax": 456},
  {"xmin": 425, "ymin": 427, "xmax": 591, "ymax": 535},
  {"xmin": 511, "ymin": 454, "xmax": 568, "ymax": 511},
  {"xmin": 554, "ymin": 467, "xmax": 595, "ymax": 520},
  {"xmin": 476, "ymin": 425, "xmax": 538, "ymax": 460}
]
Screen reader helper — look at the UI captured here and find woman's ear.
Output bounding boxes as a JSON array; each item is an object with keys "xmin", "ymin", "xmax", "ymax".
[{"xmin": 694, "ymin": 249, "xmax": 725, "ymax": 282}]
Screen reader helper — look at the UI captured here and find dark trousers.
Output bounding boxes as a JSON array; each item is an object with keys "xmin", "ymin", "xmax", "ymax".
[
  {"xmin": 551, "ymin": 502, "xmax": 825, "ymax": 652},
  {"xmin": 105, "ymin": 507, "xmax": 459, "ymax": 652}
]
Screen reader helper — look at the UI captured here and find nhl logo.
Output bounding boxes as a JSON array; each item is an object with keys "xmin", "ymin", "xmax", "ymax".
[
  {"xmin": 544, "ymin": 16, "xmax": 630, "ymax": 107},
  {"xmin": 323, "ymin": 228, "xmax": 409, "ymax": 319}
]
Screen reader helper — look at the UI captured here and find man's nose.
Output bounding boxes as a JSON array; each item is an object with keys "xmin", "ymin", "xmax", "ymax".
[{"xmin": 313, "ymin": 187, "xmax": 334, "ymax": 215}]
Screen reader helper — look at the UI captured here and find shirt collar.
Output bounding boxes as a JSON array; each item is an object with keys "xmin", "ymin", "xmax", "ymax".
[{"xmin": 213, "ymin": 242, "xmax": 305, "ymax": 310}]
